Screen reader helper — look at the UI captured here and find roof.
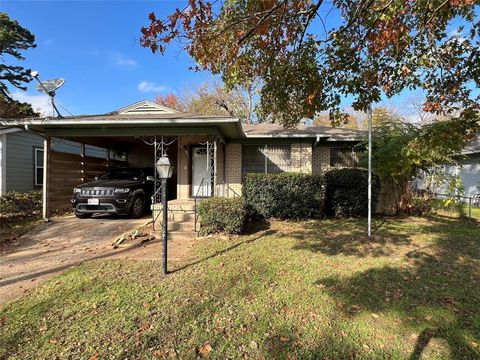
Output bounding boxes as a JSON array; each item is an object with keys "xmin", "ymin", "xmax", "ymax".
[
  {"xmin": 0, "ymin": 99, "xmax": 366, "ymax": 141},
  {"xmin": 243, "ymin": 123, "xmax": 366, "ymax": 141},
  {"xmin": 462, "ymin": 134, "xmax": 480, "ymax": 155}
]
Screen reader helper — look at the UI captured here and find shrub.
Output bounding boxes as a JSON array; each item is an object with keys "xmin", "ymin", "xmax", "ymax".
[
  {"xmin": 0, "ymin": 191, "xmax": 42, "ymax": 221},
  {"xmin": 243, "ymin": 173, "xmax": 326, "ymax": 219},
  {"xmin": 198, "ymin": 197, "xmax": 247, "ymax": 235},
  {"xmin": 324, "ymin": 168, "xmax": 380, "ymax": 217}
]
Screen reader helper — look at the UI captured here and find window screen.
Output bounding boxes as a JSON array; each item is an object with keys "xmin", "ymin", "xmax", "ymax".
[
  {"xmin": 242, "ymin": 144, "xmax": 291, "ymax": 177},
  {"xmin": 242, "ymin": 145, "xmax": 266, "ymax": 175},
  {"xmin": 266, "ymin": 145, "xmax": 291, "ymax": 173},
  {"xmin": 330, "ymin": 147, "xmax": 362, "ymax": 167}
]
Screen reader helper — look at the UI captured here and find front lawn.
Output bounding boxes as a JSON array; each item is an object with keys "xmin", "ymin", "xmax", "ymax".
[{"xmin": 1, "ymin": 216, "xmax": 479, "ymax": 359}]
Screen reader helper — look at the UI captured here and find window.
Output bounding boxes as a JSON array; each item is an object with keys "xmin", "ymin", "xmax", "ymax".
[
  {"xmin": 85, "ymin": 144, "xmax": 108, "ymax": 159},
  {"xmin": 34, "ymin": 148, "xmax": 44, "ymax": 186},
  {"xmin": 330, "ymin": 147, "xmax": 362, "ymax": 167},
  {"xmin": 242, "ymin": 144, "xmax": 291, "ymax": 177}
]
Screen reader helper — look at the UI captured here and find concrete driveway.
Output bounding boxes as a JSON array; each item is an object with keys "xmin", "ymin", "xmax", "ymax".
[{"xmin": 0, "ymin": 214, "xmax": 151, "ymax": 304}]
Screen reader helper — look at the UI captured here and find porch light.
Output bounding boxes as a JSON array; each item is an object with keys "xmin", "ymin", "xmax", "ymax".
[{"xmin": 155, "ymin": 155, "xmax": 174, "ymax": 179}]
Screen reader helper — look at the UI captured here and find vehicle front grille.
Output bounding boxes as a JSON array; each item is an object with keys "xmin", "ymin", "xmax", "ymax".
[{"xmin": 81, "ymin": 188, "xmax": 115, "ymax": 197}]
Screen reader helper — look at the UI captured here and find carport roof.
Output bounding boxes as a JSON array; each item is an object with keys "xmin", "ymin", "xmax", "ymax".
[{"xmin": 1, "ymin": 100, "xmax": 245, "ymax": 140}]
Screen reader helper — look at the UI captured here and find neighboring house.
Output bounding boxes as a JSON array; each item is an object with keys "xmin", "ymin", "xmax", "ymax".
[
  {"xmin": 439, "ymin": 135, "xmax": 480, "ymax": 198},
  {"xmin": 416, "ymin": 134, "xmax": 480, "ymax": 199},
  {"xmin": 1, "ymin": 100, "xmax": 365, "ymax": 218},
  {"xmin": 0, "ymin": 127, "xmax": 120, "ymax": 195}
]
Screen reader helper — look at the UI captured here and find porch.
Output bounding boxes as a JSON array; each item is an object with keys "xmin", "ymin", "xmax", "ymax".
[{"xmin": 40, "ymin": 133, "xmax": 230, "ymax": 218}]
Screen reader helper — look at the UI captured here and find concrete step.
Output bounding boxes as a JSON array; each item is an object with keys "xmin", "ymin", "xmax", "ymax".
[{"xmin": 152, "ymin": 199, "xmax": 197, "ymax": 212}]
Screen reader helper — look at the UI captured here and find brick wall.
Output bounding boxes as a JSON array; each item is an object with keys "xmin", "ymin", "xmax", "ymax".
[
  {"xmin": 312, "ymin": 146, "xmax": 330, "ymax": 175},
  {"xmin": 225, "ymin": 143, "xmax": 242, "ymax": 197},
  {"xmin": 291, "ymin": 143, "xmax": 312, "ymax": 173}
]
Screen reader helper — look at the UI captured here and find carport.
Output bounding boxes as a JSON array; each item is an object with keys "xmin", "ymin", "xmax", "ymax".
[{"xmin": 7, "ymin": 100, "xmax": 244, "ymax": 219}]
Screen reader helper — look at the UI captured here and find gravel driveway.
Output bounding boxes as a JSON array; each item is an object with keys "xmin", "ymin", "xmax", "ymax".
[{"xmin": 0, "ymin": 214, "xmax": 151, "ymax": 304}]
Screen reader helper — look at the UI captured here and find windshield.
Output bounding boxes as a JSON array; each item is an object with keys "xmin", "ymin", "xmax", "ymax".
[{"xmin": 100, "ymin": 169, "xmax": 144, "ymax": 181}]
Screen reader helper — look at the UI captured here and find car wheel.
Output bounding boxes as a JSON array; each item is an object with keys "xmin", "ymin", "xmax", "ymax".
[
  {"xmin": 75, "ymin": 213, "xmax": 92, "ymax": 219},
  {"xmin": 129, "ymin": 195, "xmax": 145, "ymax": 218}
]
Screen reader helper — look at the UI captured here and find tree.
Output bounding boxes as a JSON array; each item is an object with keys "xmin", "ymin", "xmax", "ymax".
[
  {"xmin": 0, "ymin": 12, "xmax": 36, "ymax": 99},
  {"xmin": 314, "ymin": 113, "xmax": 360, "ymax": 129},
  {"xmin": 368, "ymin": 109, "xmax": 477, "ymax": 214},
  {"xmin": 0, "ymin": 93, "xmax": 38, "ymax": 118},
  {"xmin": 141, "ymin": 1, "xmax": 479, "ymax": 130},
  {"xmin": 155, "ymin": 93, "xmax": 182, "ymax": 110},
  {"xmin": 156, "ymin": 81, "xmax": 258, "ymax": 123},
  {"xmin": 0, "ymin": 12, "xmax": 37, "ymax": 118},
  {"xmin": 371, "ymin": 107, "xmax": 402, "ymax": 127}
]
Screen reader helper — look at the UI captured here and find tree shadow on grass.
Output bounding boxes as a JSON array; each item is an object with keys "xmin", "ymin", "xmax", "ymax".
[
  {"xmin": 311, "ymin": 217, "xmax": 480, "ymax": 359},
  {"xmin": 170, "ymin": 228, "xmax": 277, "ymax": 273}
]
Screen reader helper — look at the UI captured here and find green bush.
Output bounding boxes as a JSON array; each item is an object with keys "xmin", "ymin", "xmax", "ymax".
[
  {"xmin": 243, "ymin": 173, "xmax": 326, "ymax": 219},
  {"xmin": 198, "ymin": 197, "xmax": 247, "ymax": 235},
  {"xmin": 0, "ymin": 191, "xmax": 42, "ymax": 218},
  {"xmin": 324, "ymin": 168, "xmax": 380, "ymax": 217}
]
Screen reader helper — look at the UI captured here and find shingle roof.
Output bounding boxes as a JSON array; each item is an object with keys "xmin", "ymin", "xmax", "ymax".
[{"xmin": 242, "ymin": 123, "xmax": 366, "ymax": 140}]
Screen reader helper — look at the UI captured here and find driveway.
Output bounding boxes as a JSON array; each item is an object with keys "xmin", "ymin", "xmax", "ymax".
[{"xmin": 0, "ymin": 214, "xmax": 151, "ymax": 304}]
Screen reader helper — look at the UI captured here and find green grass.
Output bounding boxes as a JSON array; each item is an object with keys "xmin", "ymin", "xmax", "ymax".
[{"xmin": 1, "ymin": 216, "xmax": 479, "ymax": 359}]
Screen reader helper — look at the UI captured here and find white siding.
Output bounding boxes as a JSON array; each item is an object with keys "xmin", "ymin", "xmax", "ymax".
[{"xmin": 458, "ymin": 155, "xmax": 480, "ymax": 198}]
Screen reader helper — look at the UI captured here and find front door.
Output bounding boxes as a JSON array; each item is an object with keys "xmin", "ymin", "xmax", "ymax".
[{"xmin": 191, "ymin": 146, "xmax": 212, "ymax": 197}]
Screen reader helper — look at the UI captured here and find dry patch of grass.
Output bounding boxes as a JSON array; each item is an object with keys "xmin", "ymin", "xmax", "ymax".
[{"xmin": 0, "ymin": 216, "xmax": 479, "ymax": 359}]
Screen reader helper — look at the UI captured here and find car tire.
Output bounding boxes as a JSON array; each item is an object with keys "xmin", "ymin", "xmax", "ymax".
[
  {"xmin": 129, "ymin": 195, "xmax": 145, "ymax": 218},
  {"xmin": 75, "ymin": 213, "xmax": 92, "ymax": 219}
]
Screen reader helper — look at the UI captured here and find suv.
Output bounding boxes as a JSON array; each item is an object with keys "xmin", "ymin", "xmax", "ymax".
[{"xmin": 71, "ymin": 168, "xmax": 155, "ymax": 218}]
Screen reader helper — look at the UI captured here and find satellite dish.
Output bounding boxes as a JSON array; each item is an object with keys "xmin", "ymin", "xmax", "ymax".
[
  {"xmin": 36, "ymin": 78, "xmax": 64, "ymax": 95},
  {"xmin": 31, "ymin": 71, "xmax": 64, "ymax": 118}
]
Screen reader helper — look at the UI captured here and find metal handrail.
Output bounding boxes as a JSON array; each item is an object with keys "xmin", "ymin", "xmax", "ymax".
[{"xmin": 226, "ymin": 184, "xmax": 240, "ymax": 198}]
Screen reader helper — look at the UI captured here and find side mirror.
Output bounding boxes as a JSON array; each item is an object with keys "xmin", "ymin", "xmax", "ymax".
[{"xmin": 146, "ymin": 175, "xmax": 155, "ymax": 182}]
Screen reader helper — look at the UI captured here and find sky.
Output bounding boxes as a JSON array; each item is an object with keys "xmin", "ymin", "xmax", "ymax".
[
  {"xmin": 1, "ymin": 1, "xmax": 477, "ymax": 120},
  {"xmin": 2, "ymin": 0, "xmax": 214, "ymax": 116}
]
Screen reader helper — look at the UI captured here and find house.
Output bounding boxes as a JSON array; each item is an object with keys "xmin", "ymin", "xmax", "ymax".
[
  {"xmin": 1, "ymin": 100, "xmax": 365, "ymax": 229},
  {"xmin": 419, "ymin": 134, "xmax": 480, "ymax": 199}
]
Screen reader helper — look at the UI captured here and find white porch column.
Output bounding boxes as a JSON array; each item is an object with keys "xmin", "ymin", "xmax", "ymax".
[{"xmin": 42, "ymin": 136, "xmax": 51, "ymax": 221}]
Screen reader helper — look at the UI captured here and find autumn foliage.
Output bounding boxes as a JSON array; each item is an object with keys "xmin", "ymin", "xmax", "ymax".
[{"xmin": 141, "ymin": 0, "xmax": 479, "ymax": 129}]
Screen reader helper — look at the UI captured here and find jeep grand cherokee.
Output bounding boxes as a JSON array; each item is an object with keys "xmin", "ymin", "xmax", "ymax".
[{"xmin": 71, "ymin": 168, "xmax": 154, "ymax": 218}]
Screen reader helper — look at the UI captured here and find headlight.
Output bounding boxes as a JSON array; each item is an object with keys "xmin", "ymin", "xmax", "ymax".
[
  {"xmin": 115, "ymin": 188, "xmax": 130, "ymax": 193},
  {"xmin": 73, "ymin": 188, "xmax": 81, "ymax": 193}
]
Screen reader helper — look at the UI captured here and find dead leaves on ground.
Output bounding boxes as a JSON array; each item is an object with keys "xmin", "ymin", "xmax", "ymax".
[{"xmin": 198, "ymin": 342, "xmax": 212, "ymax": 357}]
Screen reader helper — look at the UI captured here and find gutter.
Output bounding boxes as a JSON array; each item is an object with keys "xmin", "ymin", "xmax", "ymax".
[{"xmin": 1, "ymin": 117, "xmax": 240, "ymax": 126}]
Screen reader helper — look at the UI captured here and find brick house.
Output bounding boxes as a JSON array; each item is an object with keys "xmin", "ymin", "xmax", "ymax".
[{"xmin": 2, "ymin": 100, "xmax": 365, "ymax": 223}]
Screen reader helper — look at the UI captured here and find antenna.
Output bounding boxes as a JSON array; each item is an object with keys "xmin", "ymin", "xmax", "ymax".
[{"xmin": 31, "ymin": 71, "xmax": 64, "ymax": 118}]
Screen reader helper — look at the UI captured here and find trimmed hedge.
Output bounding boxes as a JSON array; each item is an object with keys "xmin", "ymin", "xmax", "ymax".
[
  {"xmin": 198, "ymin": 197, "xmax": 247, "ymax": 235},
  {"xmin": 243, "ymin": 173, "xmax": 326, "ymax": 219},
  {"xmin": 324, "ymin": 168, "xmax": 380, "ymax": 217}
]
